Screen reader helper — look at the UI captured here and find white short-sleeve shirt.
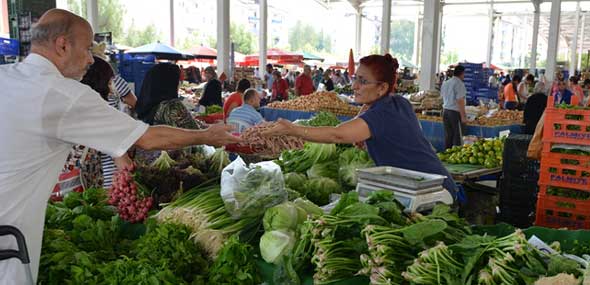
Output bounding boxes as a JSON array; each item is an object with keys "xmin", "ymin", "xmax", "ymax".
[
  {"xmin": 0, "ymin": 54, "xmax": 148, "ymax": 283},
  {"xmin": 441, "ymin": 76, "xmax": 467, "ymax": 112}
]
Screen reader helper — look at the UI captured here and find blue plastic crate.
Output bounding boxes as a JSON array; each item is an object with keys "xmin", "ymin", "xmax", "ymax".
[{"xmin": 0, "ymin": 37, "xmax": 19, "ymax": 56}]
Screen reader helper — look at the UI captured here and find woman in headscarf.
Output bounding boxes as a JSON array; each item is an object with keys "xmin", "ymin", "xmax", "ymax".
[
  {"xmin": 136, "ymin": 63, "xmax": 206, "ymax": 129},
  {"xmin": 199, "ymin": 66, "xmax": 223, "ymax": 107}
]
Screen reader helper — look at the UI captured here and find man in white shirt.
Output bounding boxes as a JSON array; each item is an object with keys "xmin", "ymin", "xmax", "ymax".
[
  {"xmin": 441, "ymin": 65, "xmax": 467, "ymax": 149},
  {"xmin": 0, "ymin": 9, "xmax": 239, "ymax": 284},
  {"xmin": 488, "ymin": 73, "xmax": 499, "ymax": 89}
]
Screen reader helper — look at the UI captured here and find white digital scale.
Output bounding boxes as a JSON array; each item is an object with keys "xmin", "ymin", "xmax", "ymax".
[{"xmin": 355, "ymin": 166, "xmax": 453, "ymax": 213}]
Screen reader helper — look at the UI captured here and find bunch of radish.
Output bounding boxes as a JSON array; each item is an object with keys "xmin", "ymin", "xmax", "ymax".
[{"xmin": 108, "ymin": 165, "xmax": 153, "ymax": 223}]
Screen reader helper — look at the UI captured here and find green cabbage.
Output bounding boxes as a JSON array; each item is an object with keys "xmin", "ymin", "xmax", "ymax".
[
  {"xmin": 306, "ymin": 143, "xmax": 338, "ymax": 164},
  {"xmin": 293, "ymin": 198, "xmax": 323, "ymax": 216},
  {"xmin": 263, "ymin": 202, "xmax": 307, "ymax": 231},
  {"xmin": 306, "ymin": 162, "xmax": 338, "ymax": 180},
  {"xmin": 338, "ymin": 148, "xmax": 374, "ymax": 188},
  {"xmin": 260, "ymin": 230, "xmax": 296, "ymax": 264},
  {"xmin": 303, "ymin": 177, "xmax": 341, "ymax": 206},
  {"xmin": 284, "ymin": 173, "xmax": 307, "ymax": 192}
]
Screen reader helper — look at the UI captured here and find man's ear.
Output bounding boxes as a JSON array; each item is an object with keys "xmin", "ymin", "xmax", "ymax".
[{"xmin": 54, "ymin": 35, "xmax": 68, "ymax": 57}]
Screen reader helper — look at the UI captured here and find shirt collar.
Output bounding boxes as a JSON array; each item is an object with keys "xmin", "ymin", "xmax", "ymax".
[
  {"xmin": 23, "ymin": 53, "xmax": 64, "ymax": 78},
  {"xmin": 241, "ymin": 104, "xmax": 256, "ymax": 111}
]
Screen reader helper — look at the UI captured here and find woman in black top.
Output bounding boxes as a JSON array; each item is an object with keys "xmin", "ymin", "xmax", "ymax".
[
  {"xmin": 199, "ymin": 66, "xmax": 223, "ymax": 107},
  {"xmin": 322, "ymin": 69, "xmax": 334, "ymax": 91},
  {"xmin": 523, "ymin": 82, "xmax": 548, "ymax": 135}
]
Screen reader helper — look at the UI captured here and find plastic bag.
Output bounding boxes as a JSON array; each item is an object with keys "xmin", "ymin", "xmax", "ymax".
[
  {"xmin": 527, "ymin": 113, "xmax": 545, "ymax": 160},
  {"xmin": 221, "ymin": 157, "xmax": 288, "ymax": 219}
]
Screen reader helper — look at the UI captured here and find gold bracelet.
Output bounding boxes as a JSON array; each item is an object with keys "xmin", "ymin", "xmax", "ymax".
[{"xmin": 302, "ymin": 128, "xmax": 309, "ymax": 137}]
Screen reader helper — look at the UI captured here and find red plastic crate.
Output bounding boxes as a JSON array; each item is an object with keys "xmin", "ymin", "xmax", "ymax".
[
  {"xmin": 539, "ymin": 161, "xmax": 590, "ymax": 192},
  {"xmin": 195, "ymin": 113, "xmax": 224, "ymax": 124},
  {"xmin": 535, "ymin": 185, "xmax": 590, "ymax": 229},
  {"xmin": 542, "ymin": 98, "xmax": 590, "ymax": 146},
  {"xmin": 541, "ymin": 143, "xmax": 590, "ymax": 167},
  {"xmin": 224, "ymin": 144, "xmax": 256, "ymax": 154}
]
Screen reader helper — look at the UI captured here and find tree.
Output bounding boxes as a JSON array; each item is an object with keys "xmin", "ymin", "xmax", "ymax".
[
  {"xmin": 67, "ymin": 0, "xmax": 125, "ymax": 42},
  {"xmin": 288, "ymin": 21, "xmax": 332, "ymax": 54},
  {"xmin": 204, "ymin": 23, "xmax": 254, "ymax": 54},
  {"xmin": 230, "ymin": 23, "xmax": 255, "ymax": 54},
  {"xmin": 177, "ymin": 30, "xmax": 202, "ymax": 50},
  {"xmin": 370, "ymin": 45, "xmax": 380, "ymax": 55},
  {"xmin": 121, "ymin": 22, "xmax": 160, "ymax": 47},
  {"xmin": 441, "ymin": 50, "xmax": 459, "ymax": 65},
  {"xmin": 389, "ymin": 20, "xmax": 414, "ymax": 62}
]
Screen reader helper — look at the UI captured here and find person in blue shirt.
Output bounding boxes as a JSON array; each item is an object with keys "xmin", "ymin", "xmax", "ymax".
[
  {"xmin": 227, "ymin": 88, "xmax": 264, "ymax": 134},
  {"xmin": 262, "ymin": 54, "xmax": 457, "ymax": 198},
  {"xmin": 555, "ymin": 79, "xmax": 573, "ymax": 104}
]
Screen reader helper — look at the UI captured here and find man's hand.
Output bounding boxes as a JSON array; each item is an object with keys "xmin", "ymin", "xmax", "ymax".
[
  {"xmin": 460, "ymin": 115, "xmax": 468, "ymax": 123},
  {"xmin": 261, "ymin": 119, "xmax": 296, "ymax": 137},
  {"xmin": 204, "ymin": 124, "xmax": 242, "ymax": 147}
]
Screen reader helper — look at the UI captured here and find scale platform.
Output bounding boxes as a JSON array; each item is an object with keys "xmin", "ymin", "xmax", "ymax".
[{"xmin": 356, "ymin": 166, "xmax": 453, "ymax": 213}]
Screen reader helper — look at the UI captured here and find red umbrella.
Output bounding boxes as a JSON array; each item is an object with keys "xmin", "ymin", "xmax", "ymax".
[
  {"xmin": 186, "ymin": 46, "xmax": 217, "ymax": 59},
  {"xmin": 348, "ymin": 49, "xmax": 355, "ymax": 76}
]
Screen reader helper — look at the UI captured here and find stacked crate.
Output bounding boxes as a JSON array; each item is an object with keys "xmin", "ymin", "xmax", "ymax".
[
  {"xmin": 535, "ymin": 98, "xmax": 590, "ymax": 229},
  {"xmin": 497, "ymin": 134, "xmax": 539, "ymax": 228},
  {"xmin": 234, "ymin": 67, "xmax": 263, "ymax": 87},
  {"xmin": 459, "ymin": 63, "xmax": 498, "ymax": 105}
]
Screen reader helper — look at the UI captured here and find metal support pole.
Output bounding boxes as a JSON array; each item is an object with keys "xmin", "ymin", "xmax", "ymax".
[
  {"xmin": 259, "ymin": 0, "xmax": 267, "ymax": 82},
  {"xmin": 578, "ymin": 14, "xmax": 586, "ymax": 71},
  {"xmin": 486, "ymin": 1, "xmax": 494, "ymax": 66},
  {"xmin": 86, "ymin": 0, "xmax": 98, "ymax": 31},
  {"xmin": 380, "ymin": 0, "xmax": 391, "ymax": 54},
  {"xmin": 435, "ymin": 5, "xmax": 443, "ymax": 73},
  {"xmin": 569, "ymin": 1, "xmax": 580, "ymax": 77},
  {"xmin": 530, "ymin": 1, "xmax": 540, "ymax": 73},
  {"xmin": 412, "ymin": 14, "xmax": 422, "ymax": 67},
  {"xmin": 216, "ymin": 0, "xmax": 230, "ymax": 77},
  {"xmin": 169, "ymin": 0, "xmax": 175, "ymax": 46},
  {"xmin": 419, "ymin": 0, "xmax": 441, "ymax": 91},
  {"xmin": 546, "ymin": 0, "xmax": 562, "ymax": 82},
  {"xmin": 355, "ymin": 7, "xmax": 362, "ymax": 58}
]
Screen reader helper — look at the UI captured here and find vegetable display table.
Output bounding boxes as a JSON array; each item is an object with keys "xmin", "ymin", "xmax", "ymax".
[
  {"xmin": 259, "ymin": 107, "xmax": 353, "ymax": 122},
  {"xmin": 444, "ymin": 163, "xmax": 502, "ymax": 184},
  {"xmin": 420, "ymin": 120, "xmax": 523, "ymax": 152}
]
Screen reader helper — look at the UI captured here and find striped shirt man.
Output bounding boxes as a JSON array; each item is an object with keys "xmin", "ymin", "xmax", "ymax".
[{"xmin": 227, "ymin": 104, "xmax": 264, "ymax": 134}]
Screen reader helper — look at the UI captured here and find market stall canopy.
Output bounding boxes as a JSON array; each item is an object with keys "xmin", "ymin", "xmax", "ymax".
[
  {"xmin": 186, "ymin": 46, "xmax": 217, "ymax": 59},
  {"xmin": 243, "ymin": 48, "xmax": 304, "ymax": 66},
  {"xmin": 486, "ymin": 63, "xmax": 505, "ymax": 71},
  {"xmin": 299, "ymin": 51, "xmax": 324, "ymax": 62},
  {"xmin": 185, "ymin": 46, "xmax": 246, "ymax": 63},
  {"xmin": 126, "ymin": 42, "xmax": 194, "ymax": 60}
]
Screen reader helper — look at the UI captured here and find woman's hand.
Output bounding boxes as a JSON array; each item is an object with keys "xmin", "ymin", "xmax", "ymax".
[
  {"xmin": 261, "ymin": 119, "xmax": 296, "ymax": 137},
  {"xmin": 113, "ymin": 154, "xmax": 134, "ymax": 171}
]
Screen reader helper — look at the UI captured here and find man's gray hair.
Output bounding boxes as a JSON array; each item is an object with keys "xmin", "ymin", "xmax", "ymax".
[
  {"xmin": 244, "ymin": 88, "xmax": 259, "ymax": 102},
  {"xmin": 31, "ymin": 16, "xmax": 76, "ymax": 46}
]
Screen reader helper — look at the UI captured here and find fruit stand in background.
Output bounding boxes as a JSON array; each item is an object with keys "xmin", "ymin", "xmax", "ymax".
[{"xmin": 535, "ymin": 98, "xmax": 590, "ymax": 229}]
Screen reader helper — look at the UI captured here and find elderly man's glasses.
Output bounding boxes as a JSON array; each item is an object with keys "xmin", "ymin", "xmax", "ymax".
[{"xmin": 351, "ymin": 76, "xmax": 382, "ymax": 86}]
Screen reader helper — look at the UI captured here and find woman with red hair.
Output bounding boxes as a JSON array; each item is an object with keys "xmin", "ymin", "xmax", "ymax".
[{"xmin": 263, "ymin": 54, "xmax": 457, "ymax": 198}]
